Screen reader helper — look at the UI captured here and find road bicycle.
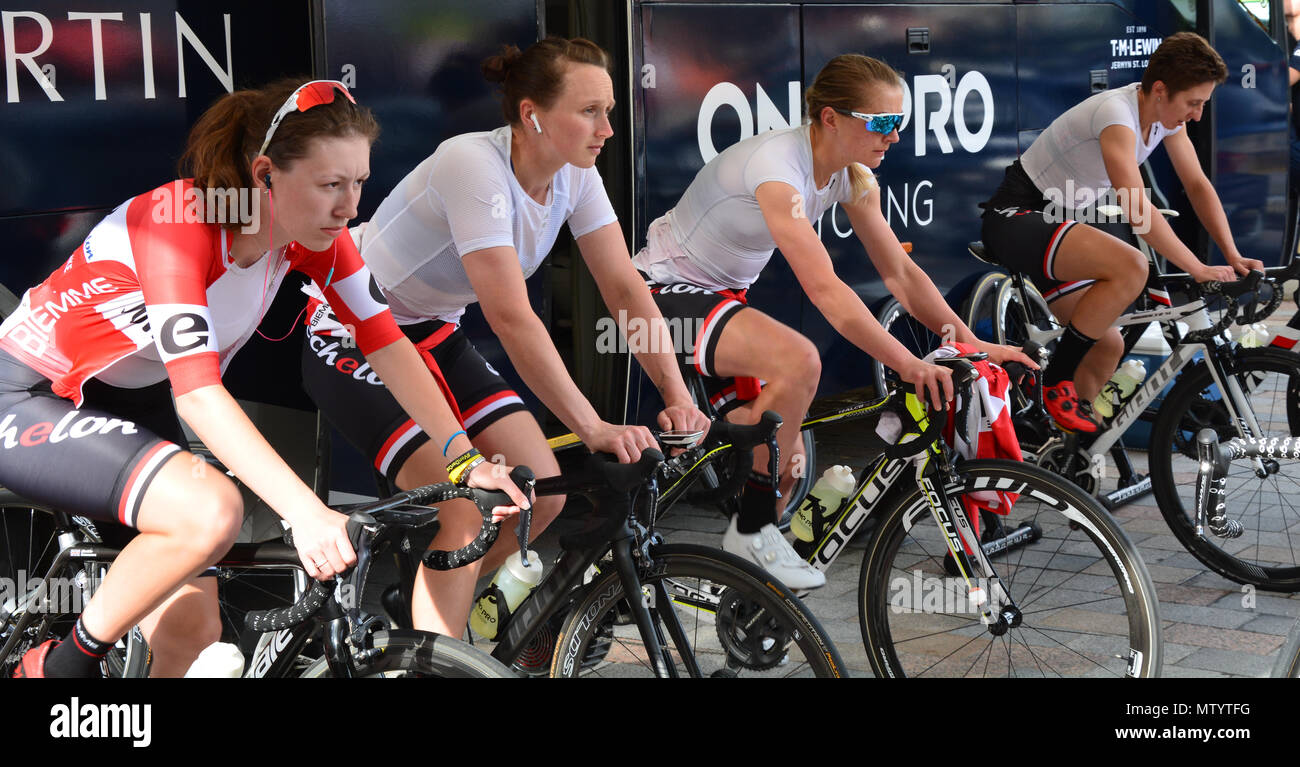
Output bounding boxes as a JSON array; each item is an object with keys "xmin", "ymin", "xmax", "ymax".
[
  {"xmin": 371, "ymin": 422, "xmax": 847, "ymax": 678},
  {"xmin": 657, "ymin": 355, "xmax": 1161, "ymax": 677},
  {"xmin": 0, "ymin": 478, "xmax": 525, "ymax": 678},
  {"xmin": 953, "ymin": 228, "xmax": 1300, "ymax": 590}
]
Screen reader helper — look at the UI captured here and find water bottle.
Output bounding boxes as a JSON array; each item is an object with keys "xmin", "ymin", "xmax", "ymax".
[
  {"xmin": 1237, "ymin": 322, "xmax": 1270, "ymax": 348},
  {"xmin": 469, "ymin": 550, "xmax": 543, "ymax": 639},
  {"xmin": 183, "ymin": 641, "xmax": 245, "ymax": 678},
  {"xmin": 791, "ymin": 465, "xmax": 857, "ymax": 542},
  {"xmin": 1093, "ymin": 359, "xmax": 1147, "ymax": 418}
]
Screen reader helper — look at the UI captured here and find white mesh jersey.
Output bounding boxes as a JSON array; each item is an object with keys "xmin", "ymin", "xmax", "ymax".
[
  {"xmin": 358, "ymin": 126, "xmax": 619, "ymax": 324},
  {"xmin": 1020, "ymin": 84, "xmax": 1181, "ymax": 203},
  {"xmin": 633, "ymin": 124, "xmax": 862, "ymax": 291}
]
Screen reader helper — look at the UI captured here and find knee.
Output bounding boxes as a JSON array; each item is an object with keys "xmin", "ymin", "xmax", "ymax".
[
  {"xmin": 781, "ymin": 335, "xmax": 821, "ymax": 394},
  {"xmin": 180, "ymin": 481, "xmax": 244, "ymax": 561},
  {"xmin": 1117, "ymin": 246, "xmax": 1148, "ymax": 291}
]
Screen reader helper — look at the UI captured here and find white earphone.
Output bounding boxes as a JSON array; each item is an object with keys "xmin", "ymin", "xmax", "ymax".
[{"xmin": 530, "ymin": 113, "xmax": 542, "ymax": 134}]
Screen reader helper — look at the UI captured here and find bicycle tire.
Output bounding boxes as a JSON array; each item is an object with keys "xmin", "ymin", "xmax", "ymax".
[
  {"xmin": 550, "ymin": 543, "xmax": 845, "ymax": 677},
  {"xmin": 1271, "ymin": 617, "xmax": 1300, "ymax": 677},
  {"xmin": 0, "ymin": 498, "xmax": 138, "ymax": 677},
  {"xmin": 994, "ymin": 278, "xmax": 1058, "ymax": 350},
  {"xmin": 298, "ymin": 629, "xmax": 514, "ymax": 678},
  {"xmin": 961, "ymin": 270, "xmax": 1008, "ymax": 343},
  {"xmin": 871, "ymin": 297, "xmax": 944, "ymax": 396},
  {"xmin": 1148, "ymin": 347, "xmax": 1300, "ymax": 591},
  {"xmin": 859, "ymin": 459, "xmax": 1161, "ymax": 678}
]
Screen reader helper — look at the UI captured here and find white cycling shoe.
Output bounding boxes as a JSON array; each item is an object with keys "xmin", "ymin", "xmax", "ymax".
[{"xmin": 721, "ymin": 516, "xmax": 826, "ymax": 591}]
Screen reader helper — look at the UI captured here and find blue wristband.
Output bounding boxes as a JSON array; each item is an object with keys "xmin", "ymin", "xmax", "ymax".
[{"xmin": 442, "ymin": 430, "xmax": 467, "ymax": 457}]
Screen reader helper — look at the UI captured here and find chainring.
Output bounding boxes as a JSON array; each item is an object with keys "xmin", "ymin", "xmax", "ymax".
[
  {"xmin": 714, "ymin": 588, "xmax": 794, "ymax": 671},
  {"xmin": 1032, "ymin": 438, "xmax": 1099, "ymax": 496}
]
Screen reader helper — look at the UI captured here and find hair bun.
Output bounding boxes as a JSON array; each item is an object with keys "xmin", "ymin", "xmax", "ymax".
[{"xmin": 481, "ymin": 44, "xmax": 524, "ymax": 84}]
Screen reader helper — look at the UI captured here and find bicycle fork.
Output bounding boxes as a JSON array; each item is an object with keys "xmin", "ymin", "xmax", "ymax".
[
  {"xmin": 608, "ymin": 536, "xmax": 703, "ymax": 678},
  {"xmin": 915, "ymin": 459, "xmax": 1020, "ymax": 633}
]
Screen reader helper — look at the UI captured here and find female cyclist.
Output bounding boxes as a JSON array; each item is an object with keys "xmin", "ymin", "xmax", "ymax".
[
  {"xmin": 980, "ymin": 32, "xmax": 1263, "ymax": 432},
  {"xmin": 634, "ymin": 54, "xmax": 1034, "ymax": 589},
  {"xmin": 302, "ymin": 38, "xmax": 709, "ymax": 637},
  {"xmin": 3, "ymin": 78, "xmax": 528, "ymax": 677}
]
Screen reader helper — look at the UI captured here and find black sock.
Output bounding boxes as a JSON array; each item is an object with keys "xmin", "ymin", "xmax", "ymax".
[
  {"xmin": 1043, "ymin": 324, "xmax": 1098, "ymax": 388},
  {"xmin": 44, "ymin": 617, "xmax": 112, "ymax": 678},
  {"xmin": 736, "ymin": 472, "xmax": 776, "ymax": 534}
]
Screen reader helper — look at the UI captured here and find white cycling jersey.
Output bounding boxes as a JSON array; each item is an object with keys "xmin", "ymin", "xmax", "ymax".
[
  {"xmin": 358, "ymin": 126, "xmax": 618, "ymax": 324},
  {"xmin": 1020, "ymin": 83, "xmax": 1181, "ymax": 204},
  {"xmin": 634, "ymin": 124, "xmax": 863, "ymax": 291}
]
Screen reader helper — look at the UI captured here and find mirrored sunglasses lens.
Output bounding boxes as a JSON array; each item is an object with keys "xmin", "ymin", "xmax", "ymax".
[{"xmin": 868, "ymin": 114, "xmax": 902, "ymax": 133}]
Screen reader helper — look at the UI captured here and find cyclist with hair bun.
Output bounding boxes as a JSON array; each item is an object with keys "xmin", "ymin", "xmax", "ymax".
[
  {"xmin": 635, "ymin": 54, "xmax": 1034, "ymax": 589},
  {"xmin": 980, "ymin": 32, "xmax": 1263, "ymax": 432},
  {"xmin": 303, "ymin": 38, "xmax": 709, "ymax": 638},
  {"xmin": 4, "ymin": 78, "xmax": 528, "ymax": 678}
]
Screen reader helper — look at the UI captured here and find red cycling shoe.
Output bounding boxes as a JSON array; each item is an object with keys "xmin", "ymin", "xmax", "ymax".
[
  {"xmin": 1043, "ymin": 381, "xmax": 1098, "ymax": 433},
  {"xmin": 12, "ymin": 639, "xmax": 57, "ymax": 678}
]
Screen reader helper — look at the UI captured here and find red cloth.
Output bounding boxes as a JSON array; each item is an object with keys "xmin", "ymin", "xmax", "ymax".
[{"xmin": 928, "ymin": 342, "xmax": 1023, "ymax": 540}]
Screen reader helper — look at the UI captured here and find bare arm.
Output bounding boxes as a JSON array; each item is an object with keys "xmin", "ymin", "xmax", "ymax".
[
  {"xmin": 1162, "ymin": 128, "xmax": 1263, "ymax": 274},
  {"xmin": 575, "ymin": 222, "xmax": 708, "ymax": 433},
  {"xmin": 754, "ymin": 180, "xmax": 952, "ymax": 407},
  {"xmin": 176, "ymin": 384, "xmax": 353, "ymax": 577},
  {"xmin": 843, "ymin": 189, "xmax": 1035, "ymax": 369},
  {"xmin": 462, "ymin": 245, "xmax": 658, "ymax": 461},
  {"xmin": 1099, "ymin": 125, "xmax": 1237, "ymax": 281}
]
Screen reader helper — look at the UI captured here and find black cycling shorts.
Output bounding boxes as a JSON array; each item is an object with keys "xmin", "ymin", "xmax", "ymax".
[
  {"xmin": 0, "ymin": 349, "xmax": 184, "ymax": 530},
  {"xmin": 980, "ymin": 160, "xmax": 1131, "ymax": 303},
  {"xmin": 643, "ymin": 278, "xmax": 764, "ymax": 415},
  {"xmin": 301, "ymin": 321, "xmax": 526, "ymax": 488}
]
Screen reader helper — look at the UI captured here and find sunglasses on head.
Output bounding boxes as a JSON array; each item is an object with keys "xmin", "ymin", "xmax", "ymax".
[
  {"xmin": 257, "ymin": 80, "xmax": 356, "ymax": 158},
  {"xmin": 835, "ymin": 109, "xmax": 905, "ymax": 134}
]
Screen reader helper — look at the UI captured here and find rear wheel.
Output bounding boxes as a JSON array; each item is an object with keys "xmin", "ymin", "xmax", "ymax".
[
  {"xmin": 961, "ymin": 270, "xmax": 1008, "ymax": 343},
  {"xmin": 872, "ymin": 297, "xmax": 943, "ymax": 395},
  {"xmin": 551, "ymin": 544, "xmax": 845, "ymax": 677},
  {"xmin": 0, "ymin": 497, "xmax": 140, "ymax": 677}
]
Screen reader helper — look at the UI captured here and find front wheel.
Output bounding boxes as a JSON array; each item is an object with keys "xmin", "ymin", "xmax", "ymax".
[
  {"xmin": 1149, "ymin": 347, "xmax": 1300, "ymax": 590},
  {"xmin": 551, "ymin": 544, "xmax": 845, "ymax": 677},
  {"xmin": 859, "ymin": 460, "xmax": 1161, "ymax": 677},
  {"xmin": 298, "ymin": 629, "xmax": 514, "ymax": 677}
]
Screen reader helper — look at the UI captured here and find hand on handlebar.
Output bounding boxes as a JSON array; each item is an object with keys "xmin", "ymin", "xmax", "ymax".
[
  {"xmin": 899, "ymin": 358, "xmax": 954, "ymax": 411},
  {"xmin": 292, "ymin": 504, "xmax": 357, "ymax": 582},
  {"xmin": 1228, "ymin": 255, "xmax": 1265, "ymax": 276},
  {"xmin": 581, "ymin": 421, "xmax": 661, "ymax": 464},
  {"xmin": 657, "ymin": 403, "xmax": 710, "ymax": 454},
  {"xmin": 1192, "ymin": 263, "xmax": 1238, "ymax": 284},
  {"xmin": 464, "ymin": 459, "xmax": 533, "ymax": 522}
]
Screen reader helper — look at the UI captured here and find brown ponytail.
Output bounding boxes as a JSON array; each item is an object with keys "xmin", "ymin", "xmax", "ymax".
[
  {"xmin": 179, "ymin": 77, "xmax": 380, "ymax": 227},
  {"xmin": 482, "ymin": 37, "xmax": 610, "ymax": 126},
  {"xmin": 805, "ymin": 54, "xmax": 904, "ymax": 199}
]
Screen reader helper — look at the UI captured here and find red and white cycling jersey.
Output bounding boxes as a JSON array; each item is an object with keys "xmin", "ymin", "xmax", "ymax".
[{"xmin": 0, "ymin": 180, "xmax": 402, "ymax": 404}]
